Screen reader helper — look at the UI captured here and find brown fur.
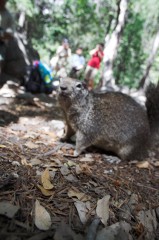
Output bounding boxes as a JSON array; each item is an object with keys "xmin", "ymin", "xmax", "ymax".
[{"xmin": 58, "ymin": 78, "xmax": 158, "ymax": 160}]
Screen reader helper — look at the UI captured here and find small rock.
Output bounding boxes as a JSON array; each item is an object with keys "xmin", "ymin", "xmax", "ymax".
[
  {"xmin": 60, "ymin": 165, "xmax": 70, "ymax": 176},
  {"xmin": 102, "ymin": 155, "xmax": 121, "ymax": 164},
  {"xmin": 30, "ymin": 158, "xmax": 42, "ymax": 166},
  {"xmin": 96, "ymin": 221, "xmax": 132, "ymax": 240},
  {"xmin": 11, "ymin": 173, "xmax": 19, "ymax": 178},
  {"xmin": 12, "ymin": 161, "xmax": 20, "ymax": 166},
  {"xmin": 0, "ymin": 201, "xmax": 20, "ymax": 218},
  {"xmin": 64, "ymin": 174, "xmax": 78, "ymax": 182},
  {"xmin": 104, "ymin": 169, "xmax": 113, "ymax": 174}
]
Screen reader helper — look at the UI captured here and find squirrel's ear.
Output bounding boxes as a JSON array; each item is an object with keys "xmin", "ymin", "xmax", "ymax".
[{"xmin": 82, "ymin": 81, "xmax": 88, "ymax": 89}]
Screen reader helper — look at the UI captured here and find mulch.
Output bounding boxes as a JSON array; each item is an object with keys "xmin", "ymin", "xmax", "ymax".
[{"xmin": 0, "ymin": 92, "xmax": 159, "ymax": 239}]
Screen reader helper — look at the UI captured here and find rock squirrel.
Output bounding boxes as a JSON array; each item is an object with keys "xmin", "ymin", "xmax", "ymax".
[{"xmin": 58, "ymin": 78, "xmax": 159, "ymax": 160}]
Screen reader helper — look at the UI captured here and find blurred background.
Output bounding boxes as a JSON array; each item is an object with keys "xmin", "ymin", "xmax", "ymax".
[{"xmin": 6, "ymin": 0, "xmax": 159, "ymax": 88}]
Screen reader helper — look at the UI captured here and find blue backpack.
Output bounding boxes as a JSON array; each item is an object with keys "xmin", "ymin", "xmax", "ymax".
[{"xmin": 25, "ymin": 61, "xmax": 53, "ymax": 94}]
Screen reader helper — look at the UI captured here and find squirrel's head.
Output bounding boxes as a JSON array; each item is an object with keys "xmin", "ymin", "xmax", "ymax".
[{"xmin": 58, "ymin": 78, "xmax": 88, "ymax": 108}]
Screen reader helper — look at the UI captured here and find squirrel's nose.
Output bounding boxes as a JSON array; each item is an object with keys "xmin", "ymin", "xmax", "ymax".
[{"xmin": 60, "ymin": 86, "xmax": 67, "ymax": 91}]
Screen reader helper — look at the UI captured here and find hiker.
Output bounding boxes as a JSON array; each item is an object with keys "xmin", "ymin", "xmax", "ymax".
[
  {"xmin": 25, "ymin": 60, "xmax": 54, "ymax": 94},
  {"xmin": 69, "ymin": 47, "xmax": 85, "ymax": 78},
  {"xmin": 50, "ymin": 39, "xmax": 71, "ymax": 77},
  {"xmin": 84, "ymin": 43, "xmax": 104, "ymax": 90}
]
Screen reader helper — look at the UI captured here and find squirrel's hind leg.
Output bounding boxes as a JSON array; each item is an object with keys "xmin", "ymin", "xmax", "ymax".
[{"xmin": 118, "ymin": 144, "xmax": 148, "ymax": 161}]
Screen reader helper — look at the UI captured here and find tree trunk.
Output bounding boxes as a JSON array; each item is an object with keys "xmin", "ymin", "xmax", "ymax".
[
  {"xmin": 101, "ymin": 0, "xmax": 128, "ymax": 89},
  {"xmin": 139, "ymin": 30, "xmax": 159, "ymax": 89}
]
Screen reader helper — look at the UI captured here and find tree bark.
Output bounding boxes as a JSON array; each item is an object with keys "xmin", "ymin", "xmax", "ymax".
[
  {"xmin": 139, "ymin": 30, "xmax": 159, "ymax": 89},
  {"xmin": 101, "ymin": 0, "xmax": 128, "ymax": 89}
]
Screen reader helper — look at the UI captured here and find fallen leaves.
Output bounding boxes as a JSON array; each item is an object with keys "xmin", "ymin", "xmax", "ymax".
[
  {"xmin": 25, "ymin": 141, "xmax": 38, "ymax": 149},
  {"xmin": 60, "ymin": 165, "xmax": 78, "ymax": 182},
  {"xmin": 74, "ymin": 201, "xmax": 90, "ymax": 224},
  {"xmin": 41, "ymin": 168, "xmax": 54, "ymax": 190},
  {"xmin": 1, "ymin": 86, "xmax": 159, "ymax": 239},
  {"xmin": 68, "ymin": 188, "xmax": 91, "ymax": 202},
  {"xmin": 136, "ymin": 161, "xmax": 150, "ymax": 169},
  {"xmin": 136, "ymin": 209, "xmax": 158, "ymax": 239},
  {"xmin": 21, "ymin": 156, "xmax": 32, "ymax": 167},
  {"xmin": 0, "ymin": 144, "xmax": 7, "ymax": 148},
  {"xmin": 37, "ymin": 168, "xmax": 55, "ymax": 196},
  {"xmin": 96, "ymin": 195, "xmax": 110, "ymax": 226},
  {"xmin": 67, "ymin": 187, "xmax": 92, "ymax": 224},
  {"xmin": 34, "ymin": 200, "xmax": 52, "ymax": 230},
  {"xmin": 37, "ymin": 184, "xmax": 54, "ymax": 197}
]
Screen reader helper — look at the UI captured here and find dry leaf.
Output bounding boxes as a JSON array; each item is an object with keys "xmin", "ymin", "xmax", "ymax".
[
  {"xmin": 68, "ymin": 188, "xmax": 91, "ymax": 201},
  {"xmin": 136, "ymin": 161, "xmax": 150, "ymax": 169},
  {"xmin": 34, "ymin": 199, "xmax": 52, "ymax": 230},
  {"xmin": 0, "ymin": 144, "xmax": 7, "ymax": 148},
  {"xmin": 65, "ymin": 160, "xmax": 77, "ymax": 167},
  {"xmin": 74, "ymin": 200, "xmax": 88, "ymax": 224},
  {"xmin": 21, "ymin": 157, "xmax": 32, "ymax": 167},
  {"xmin": 79, "ymin": 163, "xmax": 92, "ymax": 174},
  {"xmin": 96, "ymin": 195, "xmax": 110, "ymax": 226},
  {"xmin": 37, "ymin": 184, "xmax": 54, "ymax": 197},
  {"xmin": 80, "ymin": 157, "xmax": 94, "ymax": 162},
  {"xmin": 41, "ymin": 168, "xmax": 54, "ymax": 190},
  {"xmin": 136, "ymin": 209, "xmax": 157, "ymax": 239},
  {"xmin": 25, "ymin": 141, "xmax": 38, "ymax": 149},
  {"xmin": 50, "ymin": 158, "xmax": 62, "ymax": 167}
]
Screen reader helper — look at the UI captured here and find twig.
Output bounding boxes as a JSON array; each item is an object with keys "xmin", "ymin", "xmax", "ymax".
[
  {"xmin": 36, "ymin": 142, "xmax": 66, "ymax": 157},
  {"xmin": 36, "ymin": 142, "xmax": 75, "ymax": 157},
  {"xmin": 136, "ymin": 183, "xmax": 159, "ymax": 191}
]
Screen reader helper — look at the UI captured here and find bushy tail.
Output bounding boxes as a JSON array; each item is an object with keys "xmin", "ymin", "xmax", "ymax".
[{"xmin": 145, "ymin": 82, "xmax": 159, "ymax": 138}]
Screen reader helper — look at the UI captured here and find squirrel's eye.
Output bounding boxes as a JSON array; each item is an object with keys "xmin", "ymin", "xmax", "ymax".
[{"xmin": 76, "ymin": 83, "xmax": 82, "ymax": 89}]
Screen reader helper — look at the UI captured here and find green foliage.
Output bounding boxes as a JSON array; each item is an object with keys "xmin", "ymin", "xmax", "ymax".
[
  {"xmin": 113, "ymin": 0, "xmax": 159, "ymax": 87},
  {"xmin": 114, "ymin": 11, "xmax": 146, "ymax": 88},
  {"xmin": 8, "ymin": 0, "xmax": 113, "ymax": 61}
]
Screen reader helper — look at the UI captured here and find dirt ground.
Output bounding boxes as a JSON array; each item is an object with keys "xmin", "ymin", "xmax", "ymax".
[{"xmin": 0, "ymin": 82, "xmax": 159, "ymax": 240}]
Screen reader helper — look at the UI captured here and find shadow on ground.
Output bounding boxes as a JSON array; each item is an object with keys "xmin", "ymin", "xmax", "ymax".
[
  {"xmin": 0, "ymin": 110, "xmax": 19, "ymax": 127},
  {"xmin": 0, "ymin": 81, "xmax": 63, "ymax": 127}
]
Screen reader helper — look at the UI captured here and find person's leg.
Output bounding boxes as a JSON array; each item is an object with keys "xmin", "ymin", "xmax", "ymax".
[
  {"xmin": 87, "ymin": 67, "xmax": 98, "ymax": 90},
  {"xmin": 84, "ymin": 65, "xmax": 92, "ymax": 88}
]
